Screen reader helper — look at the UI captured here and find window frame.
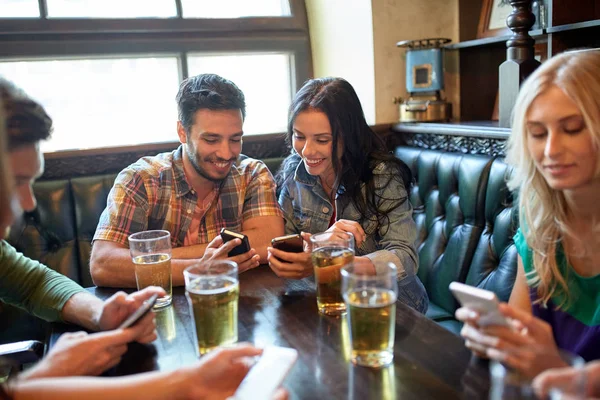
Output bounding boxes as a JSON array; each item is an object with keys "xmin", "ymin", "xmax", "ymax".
[{"xmin": 0, "ymin": 0, "xmax": 311, "ymax": 162}]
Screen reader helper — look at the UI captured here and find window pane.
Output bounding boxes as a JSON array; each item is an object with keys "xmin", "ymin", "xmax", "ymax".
[
  {"xmin": 182, "ymin": 0, "xmax": 290, "ymax": 18},
  {"xmin": 187, "ymin": 53, "xmax": 292, "ymax": 135},
  {"xmin": 0, "ymin": 56, "xmax": 180, "ymax": 152},
  {"xmin": 0, "ymin": 0, "xmax": 39, "ymax": 17},
  {"xmin": 47, "ymin": 0, "xmax": 176, "ymax": 18}
]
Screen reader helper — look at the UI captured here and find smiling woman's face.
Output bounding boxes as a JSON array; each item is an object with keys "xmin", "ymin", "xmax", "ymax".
[
  {"xmin": 526, "ymin": 85, "xmax": 598, "ymax": 192},
  {"xmin": 292, "ymin": 110, "xmax": 339, "ymax": 184}
]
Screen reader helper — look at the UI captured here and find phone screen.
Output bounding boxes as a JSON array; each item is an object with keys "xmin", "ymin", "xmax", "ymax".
[{"xmin": 271, "ymin": 234, "xmax": 303, "ymax": 253}]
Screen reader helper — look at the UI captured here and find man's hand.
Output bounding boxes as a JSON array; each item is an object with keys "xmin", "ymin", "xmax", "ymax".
[
  {"xmin": 200, "ymin": 235, "xmax": 261, "ymax": 273},
  {"xmin": 21, "ymin": 327, "xmax": 149, "ymax": 379},
  {"xmin": 533, "ymin": 360, "xmax": 600, "ymax": 399},
  {"xmin": 97, "ymin": 286, "xmax": 165, "ymax": 343},
  {"xmin": 176, "ymin": 343, "xmax": 288, "ymax": 400}
]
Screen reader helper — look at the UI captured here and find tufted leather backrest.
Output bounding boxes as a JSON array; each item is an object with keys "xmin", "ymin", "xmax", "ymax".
[
  {"xmin": 6, "ymin": 179, "xmax": 80, "ymax": 282},
  {"xmin": 464, "ymin": 158, "xmax": 518, "ymax": 302},
  {"xmin": 71, "ymin": 174, "xmax": 118, "ymax": 287},
  {"xmin": 394, "ymin": 147, "xmax": 493, "ymax": 315}
]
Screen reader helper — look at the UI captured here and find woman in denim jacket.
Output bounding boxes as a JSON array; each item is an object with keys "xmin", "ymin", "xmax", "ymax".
[{"xmin": 267, "ymin": 77, "xmax": 428, "ymax": 314}]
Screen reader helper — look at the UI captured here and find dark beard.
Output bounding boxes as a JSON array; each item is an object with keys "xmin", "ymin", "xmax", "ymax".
[{"xmin": 187, "ymin": 148, "xmax": 231, "ymax": 183}]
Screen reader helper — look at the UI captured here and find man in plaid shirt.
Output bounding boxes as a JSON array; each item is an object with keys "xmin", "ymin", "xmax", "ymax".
[{"xmin": 90, "ymin": 74, "xmax": 284, "ymax": 288}]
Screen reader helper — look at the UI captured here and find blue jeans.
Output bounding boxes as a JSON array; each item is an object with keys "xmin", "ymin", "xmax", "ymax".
[{"xmin": 397, "ymin": 273, "xmax": 429, "ymax": 314}]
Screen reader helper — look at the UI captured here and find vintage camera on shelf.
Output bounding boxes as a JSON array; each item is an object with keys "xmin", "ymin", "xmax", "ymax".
[{"xmin": 395, "ymin": 38, "xmax": 452, "ymax": 123}]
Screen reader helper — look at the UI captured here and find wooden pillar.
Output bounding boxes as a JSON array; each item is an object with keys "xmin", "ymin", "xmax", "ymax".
[{"xmin": 498, "ymin": 0, "xmax": 541, "ymax": 127}]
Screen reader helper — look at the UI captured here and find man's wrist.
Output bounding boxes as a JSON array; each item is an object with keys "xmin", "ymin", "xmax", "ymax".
[{"xmin": 61, "ymin": 292, "xmax": 104, "ymax": 331}]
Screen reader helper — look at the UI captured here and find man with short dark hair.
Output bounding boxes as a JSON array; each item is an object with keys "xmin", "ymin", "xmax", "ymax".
[
  {"xmin": 0, "ymin": 77, "xmax": 163, "ymax": 377},
  {"xmin": 91, "ymin": 74, "xmax": 284, "ymax": 288}
]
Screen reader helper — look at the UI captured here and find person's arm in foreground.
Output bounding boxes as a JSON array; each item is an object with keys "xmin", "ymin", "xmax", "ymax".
[
  {"xmin": 533, "ymin": 360, "xmax": 600, "ymax": 399},
  {"xmin": 10, "ymin": 344, "xmax": 288, "ymax": 400}
]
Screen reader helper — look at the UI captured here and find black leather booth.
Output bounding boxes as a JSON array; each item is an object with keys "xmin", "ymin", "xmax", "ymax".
[
  {"xmin": 2, "ymin": 149, "xmax": 517, "ymax": 341},
  {"xmin": 395, "ymin": 147, "xmax": 518, "ymax": 333}
]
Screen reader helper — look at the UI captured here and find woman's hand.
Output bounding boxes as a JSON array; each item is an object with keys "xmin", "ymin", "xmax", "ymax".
[
  {"xmin": 22, "ymin": 325, "xmax": 149, "ymax": 379},
  {"xmin": 96, "ymin": 286, "xmax": 164, "ymax": 343},
  {"xmin": 177, "ymin": 343, "xmax": 288, "ymax": 400},
  {"xmin": 201, "ymin": 235, "xmax": 260, "ymax": 273},
  {"xmin": 267, "ymin": 232, "xmax": 313, "ymax": 279},
  {"xmin": 458, "ymin": 303, "xmax": 565, "ymax": 379},
  {"xmin": 326, "ymin": 219, "xmax": 366, "ymax": 248}
]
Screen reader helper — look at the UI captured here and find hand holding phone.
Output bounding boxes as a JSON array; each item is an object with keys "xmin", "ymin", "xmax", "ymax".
[
  {"xmin": 118, "ymin": 294, "xmax": 158, "ymax": 330},
  {"xmin": 449, "ymin": 282, "xmax": 509, "ymax": 327},
  {"xmin": 233, "ymin": 346, "xmax": 298, "ymax": 400},
  {"xmin": 221, "ymin": 228, "xmax": 251, "ymax": 257},
  {"xmin": 271, "ymin": 234, "xmax": 304, "ymax": 253}
]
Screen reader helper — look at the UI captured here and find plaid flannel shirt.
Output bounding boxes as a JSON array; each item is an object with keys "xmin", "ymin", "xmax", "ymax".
[{"xmin": 93, "ymin": 146, "xmax": 283, "ymax": 247}]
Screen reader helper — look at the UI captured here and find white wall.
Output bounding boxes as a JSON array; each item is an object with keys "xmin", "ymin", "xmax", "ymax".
[{"xmin": 305, "ymin": 0, "xmax": 376, "ymax": 125}]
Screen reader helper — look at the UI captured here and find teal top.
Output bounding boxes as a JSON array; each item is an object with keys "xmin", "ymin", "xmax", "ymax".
[
  {"xmin": 514, "ymin": 228, "xmax": 600, "ymax": 361},
  {"xmin": 0, "ymin": 239, "xmax": 85, "ymax": 322}
]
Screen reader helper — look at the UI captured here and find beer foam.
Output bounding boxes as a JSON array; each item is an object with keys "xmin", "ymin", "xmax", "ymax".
[{"xmin": 187, "ymin": 277, "xmax": 238, "ymax": 295}]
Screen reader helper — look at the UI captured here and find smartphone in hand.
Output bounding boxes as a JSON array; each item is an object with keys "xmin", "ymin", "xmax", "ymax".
[
  {"xmin": 233, "ymin": 346, "xmax": 298, "ymax": 400},
  {"xmin": 449, "ymin": 281, "xmax": 509, "ymax": 327},
  {"xmin": 221, "ymin": 228, "xmax": 251, "ymax": 257},
  {"xmin": 118, "ymin": 294, "xmax": 158, "ymax": 330},
  {"xmin": 271, "ymin": 234, "xmax": 304, "ymax": 253}
]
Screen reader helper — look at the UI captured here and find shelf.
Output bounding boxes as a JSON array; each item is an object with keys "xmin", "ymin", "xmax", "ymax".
[
  {"xmin": 547, "ymin": 19, "xmax": 600, "ymax": 34},
  {"xmin": 446, "ymin": 29, "xmax": 545, "ymax": 50},
  {"xmin": 392, "ymin": 121, "xmax": 510, "ymax": 140}
]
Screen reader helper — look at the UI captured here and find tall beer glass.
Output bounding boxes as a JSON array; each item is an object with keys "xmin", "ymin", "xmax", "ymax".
[
  {"xmin": 184, "ymin": 261, "xmax": 239, "ymax": 356},
  {"xmin": 310, "ymin": 231, "xmax": 354, "ymax": 316},
  {"xmin": 341, "ymin": 262, "xmax": 398, "ymax": 367},
  {"xmin": 128, "ymin": 230, "xmax": 172, "ymax": 308}
]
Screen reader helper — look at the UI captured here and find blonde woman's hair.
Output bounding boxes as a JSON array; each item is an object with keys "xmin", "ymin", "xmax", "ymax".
[{"xmin": 506, "ymin": 49, "xmax": 600, "ymax": 308}]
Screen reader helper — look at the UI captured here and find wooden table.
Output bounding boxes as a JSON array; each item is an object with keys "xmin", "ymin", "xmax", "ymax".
[{"xmin": 51, "ymin": 265, "xmax": 491, "ymax": 399}]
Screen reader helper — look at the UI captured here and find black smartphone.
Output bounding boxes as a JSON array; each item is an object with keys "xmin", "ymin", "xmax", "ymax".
[
  {"xmin": 271, "ymin": 234, "xmax": 304, "ymax": 253},
  {"xmin": 220, "ymin": 228, "xmax": 251, "ymax": 257},
  {"xmin": 118, "ymin": 294, "xmax": 158, "ymax": 329}
]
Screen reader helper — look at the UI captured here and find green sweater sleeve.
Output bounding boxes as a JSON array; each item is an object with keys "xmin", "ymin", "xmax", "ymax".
[{"xmin": 0, "ymin": 240, "xmax": 85, "ymax": 322}]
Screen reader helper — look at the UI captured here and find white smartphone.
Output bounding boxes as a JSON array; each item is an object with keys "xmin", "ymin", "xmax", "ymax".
[
  {"xmin": 117, "ymin": 294, "xmax": 158, "ymax": 329},
  {"xmin": 233, "ymin": 346, "xmax": 298, "ymax": 400},
  {"xmin": 449, "ymin": 281, "xmax": 509, "ymax": 327}
]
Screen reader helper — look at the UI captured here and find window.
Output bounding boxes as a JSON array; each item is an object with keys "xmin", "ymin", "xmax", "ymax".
[
  {"xmin": 0, "ymin": 0, "xmax": 39, "ymax": 17},
  {"xmin": 187, "ymin": 53, "xmax": 292, "ymax": 135},
  {"xmin": 46, "ymin": 0, "xmax": 177, "ymax": 18},
  {"xmin": 181, "ymin": 0, "xmax": 291, "ymax": 18},
  {"xmin": 0, "ymin": 56, "xmax": 180, "ymax": 152},
  {"xmin": 0, "ymin": 0, "xmax": 310, "ymax": 152}
]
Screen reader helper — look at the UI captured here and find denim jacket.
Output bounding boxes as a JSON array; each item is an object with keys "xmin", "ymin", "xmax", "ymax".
[{"xmin": 278, "ymin": 155, "xmax": 428, "ymax": 314}]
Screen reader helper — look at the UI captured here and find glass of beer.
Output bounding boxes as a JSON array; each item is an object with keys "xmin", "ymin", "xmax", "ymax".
[
  {"xmin": 184, "ymin": 260, "xmax": 239, "ymax": 356},
  {"xmin": 128, "ymin": 230, "xmax": 172, "ymax": 308},
  {"xmin": 341, "ymin": 262, "xmax": 398, "ymax": 368},
  {"xmin": 310, "ymin": 231, "xmax": 354, "ymax": 316}
]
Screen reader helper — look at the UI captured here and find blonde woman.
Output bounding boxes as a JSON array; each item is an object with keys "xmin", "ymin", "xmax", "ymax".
[{"xmin": 456, "ymin": 50, "xmax": 600, "ymax": 378}]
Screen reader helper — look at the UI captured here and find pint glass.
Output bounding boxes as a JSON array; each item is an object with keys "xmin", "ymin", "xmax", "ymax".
[
  {"xmin": 310, "ymin": 231, "xmax": 354, "ymax": 316},
  {"xmin": 128, "ymin": 230, "xmax": 172, "ymax": 308},
  {"xmin": 184, "ymin": 260, "xmax": 239, "ymax": 356},
  {"xmin": 342, "ymin": 262, "xmax": 398, "ymax": 368}
]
